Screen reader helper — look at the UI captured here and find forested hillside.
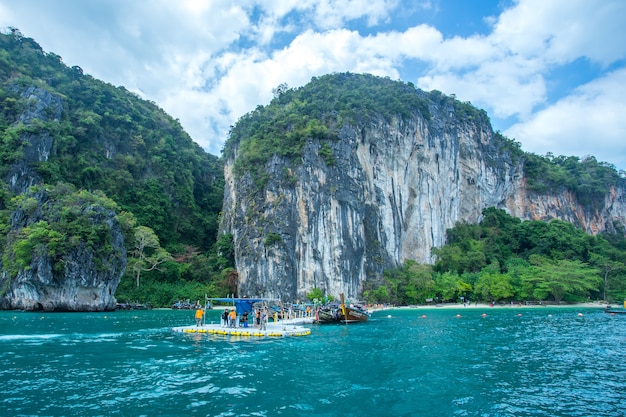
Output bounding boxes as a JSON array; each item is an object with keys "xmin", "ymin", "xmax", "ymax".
[
  {"xmin": 0, "ymin": 29, "xmax": 230, "ymax": 307},
  {"xmin": 364, "ymin": 208, "xmax": 626, "ymax": 305}
]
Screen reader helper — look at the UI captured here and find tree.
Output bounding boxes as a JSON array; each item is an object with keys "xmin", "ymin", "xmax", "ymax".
[
  {"xmin": 306, "ymin": 287, "xmax": 324, "ymax": 303},
  {"xmin": 364, "ymin": 285, "xmax": 390, "ymax": 304},
  {"xmin": 214, "ymin": 233, "xmax": 234, "ymax": 270},
  {"xmin": 474, "ymin": 272, "xmax": 514, "ymax": 302},
  {"xmin": 382, "ymin": 268, "xmax": 402, "ymax": 304},
  {"xmin": 589, "ymin": 255, "xmax": 624, "ymax": 301},
  {"xmin": 434, "ymin": 271, "xmax": 461, "ymax": 302},
  {"xmin": 272, "ymin": 82, "xmax": 289, "ymax": 98},
  {"xmin": 219, "ymin": 267, "xmax": 239, "ymax": 297},
  {"xmin": 128, "ymin": 226, "xmax": 172, "ymax": 288},
  {"xmin": 432, "ymin": 245, "xmax": 464, "ymax": 274},
  {"xmin": 9, "ymin": 221, "xmax": 64, "ymax": 271},
  {"xmin": 524, "ymin": 257, "xmax": 600, "ymax": 303},
  {"xmin": 404, "ymin": 261, "xmax": 435, "ymax": 304}
]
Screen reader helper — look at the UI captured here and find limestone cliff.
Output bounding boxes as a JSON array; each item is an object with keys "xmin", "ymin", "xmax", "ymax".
[
  {"xmin": 0, "ymin": 86, "xmax": 125, "ymax": 311},
  {"xmin": 0, "ymin": 188, "xmax": 125, "ymax": 311},
  {"xmin": 220, "ymin": 73, "xmax": 626, "ymax": 301}
]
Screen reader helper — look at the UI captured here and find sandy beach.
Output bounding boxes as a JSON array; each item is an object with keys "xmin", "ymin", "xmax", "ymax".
[{"xmin": 373, "ymin": 301, "xmax": 614, "ymax": 311}]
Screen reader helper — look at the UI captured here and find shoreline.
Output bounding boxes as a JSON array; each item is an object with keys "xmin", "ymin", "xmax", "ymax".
[
  {"xmin": 372, "ymin": 302, "xmax": 614, "ymax": 311},
  {"xmin": 155, "ymin": 301, "xmax": 620, "ymax": 313}
]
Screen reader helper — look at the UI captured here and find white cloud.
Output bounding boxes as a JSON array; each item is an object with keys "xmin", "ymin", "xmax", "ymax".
[
  {"xmin": 306, "ymin": 0, "xmax": 399, "ymax": 28},
  {"xmin": 411, "ymin": 0, "xmax": 626, "ymax": 140},
  {"xmin": 492, "ymin": 0, "xmax": 626, "ymax": 65},
  {"xmin": 154, "ymin": 0, "xmax": 626, "ymax": 162},
  {"xmin": 1, "ymin": 0, "xmax": 625, "ymax": 169},
  {"xmin": 417, "ymin": 56, "xmax": 547, "ymax": 118},
  {"xmin": 505, "ymin": 68, "xmax": 626, "ymax": 168},
  {"xmin": 179, "ymin": 26, "xmax": 443, "ymax": 153}
]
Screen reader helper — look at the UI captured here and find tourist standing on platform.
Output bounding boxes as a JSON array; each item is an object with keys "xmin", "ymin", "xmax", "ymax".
[
  {"xmin": 221, "ymin": 309, "xmax": 228, "ymax": 327},
  {"xmin": 242, "ymin": 311, "xmax": 249, "ymax": 328},
  {"xmin": 260, "ymin": 308, "xmax": 267, "ymax": 330},
  {"xmin": 228, "ymin": 309, "xmax": 237, "ymax": 328},
  {"xmin": 195, "ymin": 307, "xmax": 204, "ymax": 327},
  {"xmin": 255, "ymin": 308, "xmax": 261, "ymax": 328}
]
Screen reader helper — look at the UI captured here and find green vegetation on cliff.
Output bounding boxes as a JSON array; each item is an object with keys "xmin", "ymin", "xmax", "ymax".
[
  {"xmin": 0, "ymin": 29, "xmax": 223, "ymax": 252},
  {"xmin": 225, "ymin": 72, "xmax": 623, "ymax": 212},
  {"xmin": 523, "ymin": 153, "xmax": 622, "ymax": 209},
  {"xmin": 0, "ymin": 183, "xmax": 133, "ymax": 296},
  {"xmin": 364, "ymin": 208, "xmax": 626, "ymax": 305},
  {"xmin": 224, "ymin": 73, "xmax": 432, "ymax": 189},
  {"xmin": 0, "ymin": 29, "xmax": 231, "ymax": 305}
]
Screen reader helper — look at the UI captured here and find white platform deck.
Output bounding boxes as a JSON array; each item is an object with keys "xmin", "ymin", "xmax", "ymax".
[{"xmin": 171, "ymin": 317, "xmax": 315, "ymax": 338}]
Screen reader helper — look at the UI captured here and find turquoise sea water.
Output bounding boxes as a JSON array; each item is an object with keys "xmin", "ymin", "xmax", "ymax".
[{"xmin": 1, "ymin": 307, "xmax": 625, "ymax": 417}]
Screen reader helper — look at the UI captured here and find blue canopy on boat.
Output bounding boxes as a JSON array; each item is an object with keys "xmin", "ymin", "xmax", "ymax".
[{"xmin": 209, "ymin": 298, "xmax": 268, "ymax": 315}]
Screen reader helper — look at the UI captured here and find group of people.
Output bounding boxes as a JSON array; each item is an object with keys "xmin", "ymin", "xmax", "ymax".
[
  {"xmin": 220, "ymin": 309, "xmax": 238, "ymax": 328},
  {"xmin": 193, "ymin": 305, "xmax": 274, "ymax": 329},
  {"xmin": 220, "ymin": 307, "xmax": 268, "ymax": 329}
]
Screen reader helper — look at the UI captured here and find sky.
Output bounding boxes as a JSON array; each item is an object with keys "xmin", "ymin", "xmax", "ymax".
[{"xmin": 1, "ymin": 0, "xmax": 625, "ymax": 170}]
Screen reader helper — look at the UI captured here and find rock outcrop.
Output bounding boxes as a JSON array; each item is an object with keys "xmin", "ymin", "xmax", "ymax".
[
  {"xmin": 220, "ymin": 75, "xmax": 626, "ymax": 301},
  {"xmin": 0, "ymin": 190, "xmax": 125, "ymax": 311},
  {"xmin": 5, "ymin": 86, "xmax": 61, "ymax": 193},
  {"xmin": 0, "ymin": 86, "xmax": 126, "ymax": 311}
]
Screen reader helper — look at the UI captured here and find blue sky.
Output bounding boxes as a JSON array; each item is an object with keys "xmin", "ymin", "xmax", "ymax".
[{"xmin": 1, "ymin": 0, "xmax": 625, "ymax": 170}]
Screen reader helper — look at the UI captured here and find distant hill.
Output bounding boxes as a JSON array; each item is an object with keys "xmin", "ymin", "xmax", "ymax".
[
  {"xmin": 0, "ymin": 28, "xmax": 224, "ymax": 252},
  {"xmin": 0, "ymin": 29, "xmax": 226, "ymax": 310}
]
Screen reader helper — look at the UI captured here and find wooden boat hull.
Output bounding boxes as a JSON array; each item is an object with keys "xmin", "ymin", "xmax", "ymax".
[
  {"xmin": 317, "ymin": 307, "xmax": 341, "ymax": 323},
  {"xmin": 605, "ymin": 309, "xmax": 626, "ymax": 314},
  {"xmin": 316, "ymin": 306, "xmax": 369, "ymax": 323},
  {"xmin": 340, "ymin": 307, "xmax": 369, "ymax": 323},
  {"xmin": 316, "ymin": 294, "xmax": 369, "ymax": 324},
  {"xmin": 604, "ymin": 306, "xmax": 626, "ymax": 314}
]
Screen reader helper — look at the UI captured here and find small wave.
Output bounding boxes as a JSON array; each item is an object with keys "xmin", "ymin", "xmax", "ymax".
[
  {"xmin": 81, "ymin": 332, "xmax": 124, "ymax": 341},
  {"xmin": 0, "ymin": 333, "xmax": 63, "ymax": 342},
  {"xmin": 0, "ymin": 332, "xmax": 127, "ymax": 344}
]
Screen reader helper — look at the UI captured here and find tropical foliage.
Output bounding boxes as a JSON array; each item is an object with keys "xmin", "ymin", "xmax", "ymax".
[
  {"xmin": 523, "ymin": 153, "xmax": 622, "ymax": 210},
  {"xmin": 224, "ymin": 73, "xmax": 432, "ymax": 190},
  {"xmin": 0, "ymin": 29, "xmax": 232, "ymax": 304},
  {"xmin": 0, "ymin": 28, "xmax": 223, "ymax": 252},
  {"xmin": 364, "ymin": 208, "xmax": 626, "ymax": 305}
]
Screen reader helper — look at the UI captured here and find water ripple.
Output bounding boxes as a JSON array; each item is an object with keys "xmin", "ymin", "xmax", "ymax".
[{"xmin": 1, "ymin": 309, "xmax": 625, "ymax": 416}]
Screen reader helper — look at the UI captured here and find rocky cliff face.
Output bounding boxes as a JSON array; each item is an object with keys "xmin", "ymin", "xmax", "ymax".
[
  {"xmin": 5, "ymin": 86, "xmax": 61, "ymax": 193},
  {"xmin": 0, "ymin": 86, "xmax": 125, "ymax": 311},
  {"xmin": 505, "ymin": 185, "xmax": 626, "ymax": 235},
  {"xmin": 0, "ymin": 189, "xmax": 125, "ymax": 311},
  {"xmin": 221, "ymin": 85, "xmax": 626, "ymax": 301}
]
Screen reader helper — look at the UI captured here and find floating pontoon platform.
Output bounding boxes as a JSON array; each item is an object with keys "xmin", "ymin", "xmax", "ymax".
[
  {"xmin": 171, "ymin": 320, "xmax": 313, "ymax": 338},
  {"xmin": 172, "ymin": 297, "xmax": 315, "ymax": 338}
]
